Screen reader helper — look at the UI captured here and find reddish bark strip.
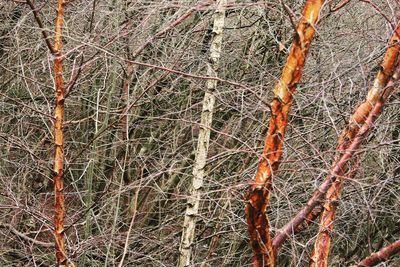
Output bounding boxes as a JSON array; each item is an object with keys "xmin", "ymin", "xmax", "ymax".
[
  {"xmin": 293, "ymin": 205, "xmax": 322, "ymax": 234},
  {"xmin": 355, "ymin": 240, "xmax": 400, "ymax": 267},
  {"xmin": 53, "ymin": 0, "xmax": 68, "ymax": 265},
  {"xmin": 273, "ymin": 24, "xmax": 400, "ymax": 252},
  {"xmin": 309, "ymin": 26, "xmax": 400, "ymax": 267},
  {"xmin": 245, "ymin": 1, "xmax": 325, "ymax": 266}
]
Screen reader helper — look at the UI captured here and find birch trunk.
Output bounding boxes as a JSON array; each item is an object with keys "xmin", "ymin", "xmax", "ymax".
[
  {"xmin": 273, "ymin": 23, "xmax": 400, "ymax": 253},
  {"xmin": 178, "ymin": 1, "xmax": 227, "ymax": 266},
  {"xmin": 309, "ymin": 25, "xmax": 400, "ymax": 267},
  {"xmin": 245, "ymin": 1, "xmax": 325, "ymax": 266},
  {"xmin": 53, "ymin": 0, "xmax": 69, "ymax": 266}
]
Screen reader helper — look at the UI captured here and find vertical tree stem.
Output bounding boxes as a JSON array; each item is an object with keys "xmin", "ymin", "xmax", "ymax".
[
  {"xmin": 309, "ymin": 27, "xmax": 400, "ymax": 265},
  {"xmin": 53, "ymin": 0, "xmax": 67, "ymax": 265},
  {"xmin": 245, "ymin": 1, "xmax": 325, "ymax": 266},
  {"xmin": 178, "ymin": 1, "xmax": 227, "ymax": 266}
]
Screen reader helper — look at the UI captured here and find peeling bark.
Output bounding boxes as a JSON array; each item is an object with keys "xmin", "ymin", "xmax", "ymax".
[
  {"xmin": 245, "ymin": 1, "xmax": 325, "ymax": 266},
  {"xmin": 53, "ymin": 0, "xmax": 68, "ymax": 265},
  {"xmin": 273, "ymin": 24, "xmax": 400, "ymax": 252},
  {"xmin": 354, "ymin": 240, "xmax": 400, "ymax": 267},
  {"xmin": 178, "ymin": 1, "xmax": 227, "ymax": 266},
  {"xmin": 309, "ymin": 25, "xmax": 400, "ymax": 267},
  {"xmin": 340, "ymin": 24, "xmax": 400, "ymax": 148}
]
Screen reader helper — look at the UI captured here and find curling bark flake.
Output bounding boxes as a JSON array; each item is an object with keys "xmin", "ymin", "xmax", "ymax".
[
  {"xmin": 309, "ymin": 25, "xmax": 400, "ymax": 267},
  {"xmin": 178, "ymin": 1, "xmax": 227, "ymax": 266},
  {"xmin": 53, "ymin": 0, "xmax": 68, "ymax": 265},
  {"xmin": 245, "ymin": 1, "xmax": 325, "ymax": 266}
]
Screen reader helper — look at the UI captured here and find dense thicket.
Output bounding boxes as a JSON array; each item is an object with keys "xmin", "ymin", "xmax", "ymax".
[{"xmin": 0, "ymin": 1, "xmax": 399, "ymax": 266}]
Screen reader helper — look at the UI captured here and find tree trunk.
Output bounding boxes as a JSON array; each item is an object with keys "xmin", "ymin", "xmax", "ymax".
[
  {"xmin": 309, "ymin": 25, "xmax": 400, "ymax": 267},
  {"xmin": 245, "ymin": 1, "xmax": 325, "ymax": 266},
  {"xmin": 53, "ymin": 0, "xmax": 68, "ymax": 265},
  {"xmin": 273, "ymin": 24, "xmax": 400, "ymax": 252},
  {"xmin": 178, "ymin": 1, "xmax": 227, "ymax": 266}
]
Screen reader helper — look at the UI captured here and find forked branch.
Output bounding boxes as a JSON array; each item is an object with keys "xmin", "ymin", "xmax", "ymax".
[{"xmin": 273, "ymin": 24, "xmax": 400, "ymax": 252}]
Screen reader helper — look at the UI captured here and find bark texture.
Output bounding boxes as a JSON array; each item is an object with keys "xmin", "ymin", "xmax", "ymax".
[
  {"xmin": 309, "ymin": 25, "xmax": 400, "ymax": 267},
  {"xmin": 308, "ymin": 158, "xmax": 360, "ymax": 267},
  {"xmin": 53, "ymin": 0, "xmax": 68, "ymax": 265},
  {"xmin": 178, "ymin": 1, "xmax": 227, "ymax": 266},
  {"xmin": 274, "ymin": 24, "xmax": 400, "ymax": 252},
  {"xmin": 245, "ymin": 1, "xmax": 325, "ymax": 266}
]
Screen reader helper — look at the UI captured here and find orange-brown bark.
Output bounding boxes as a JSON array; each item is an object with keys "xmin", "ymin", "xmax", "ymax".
[
  {"xmin": 273, "ymin": 24, "xmax": 400, "ymax": 252},
  {"xmin": 339, "ymin": 24, "xmax": 400, "ymax": 148},
  {"xmin": 53, "ymin": 0, "xmax": 67, "ymax": 265},
  {"xmin": 294, "ymin": 205, "xmax": 322, "ymax": 234},
  {"xmin": 355, "ymin": 240, "xmax": 400, "ymax": 267},
  {"xmin": 309, "ymin": 25, "xmax": 400, "ymax": 267},
  {"xmin": 245, "ymin": 1, "xmax": 325, "ymax": 266},
  {"xmin": 309, "ymin": 157, "xmax": 360, "ymax": 267}
]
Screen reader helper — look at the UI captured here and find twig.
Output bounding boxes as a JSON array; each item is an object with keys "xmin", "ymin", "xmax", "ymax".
[
  {"xmin": 25, "ymin": 0, "xmax": 56, "ymax": 54},
  {"xmin": 0, "ymin": 223, "xmax": 52, "ymax": 248},
  {"xmin": 330, "ymin": 0, "xmax": 352, "ymax": 12},
  {"xmin": 280, "ymin": 0, "xmax": 297, "ymax": 32},
  {"xmin": 359, "ymin": 0, "xmax": 395, "ymax": 30}
]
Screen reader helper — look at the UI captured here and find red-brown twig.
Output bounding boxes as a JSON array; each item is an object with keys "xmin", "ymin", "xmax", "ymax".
[{"xmin": 330, "ymin": 0, "xmax": 352, "ymax": 12}]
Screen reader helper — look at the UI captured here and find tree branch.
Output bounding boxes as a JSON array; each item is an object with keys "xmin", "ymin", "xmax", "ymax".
[
  {"xmin": 25, "ymin": 0, "xmax": 56, "ymax": 54},
  {"xmin": 354, "ymin": 240, "xmax": 400, "ymax": 267},
  {"xmin": 0, "ymin": 223, "xmax": 52, "ymax": 248}
]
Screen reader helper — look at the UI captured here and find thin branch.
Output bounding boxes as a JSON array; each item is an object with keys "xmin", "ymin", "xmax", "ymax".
[
  {"xmin": 330, "ymin": 0, "xmax": 352, "ymax": 12},
  {"xmin": 359, "ymin": 0, "xmax": 395, "ymax": 30},
  {"xmin": 280, "ymin": 0, "xmax": 297, "ymax": 32},
  {"xmin": 25, "ymin": 0, "xmax": 56, "ymax": 54},
  {"xmin": 0, "ymin": 223, "xmax": 52, "ymax": 248}
]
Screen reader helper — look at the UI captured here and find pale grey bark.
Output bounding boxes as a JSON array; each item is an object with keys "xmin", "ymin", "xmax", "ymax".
[{"xmin": 178, "ymin": 1, "xmax": 227, "ymax": 266}]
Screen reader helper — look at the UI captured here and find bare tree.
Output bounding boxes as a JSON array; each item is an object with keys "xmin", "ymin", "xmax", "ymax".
[{"xmin": 1, "ymin": 0, "xmax": 399, "ymax": 266}]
